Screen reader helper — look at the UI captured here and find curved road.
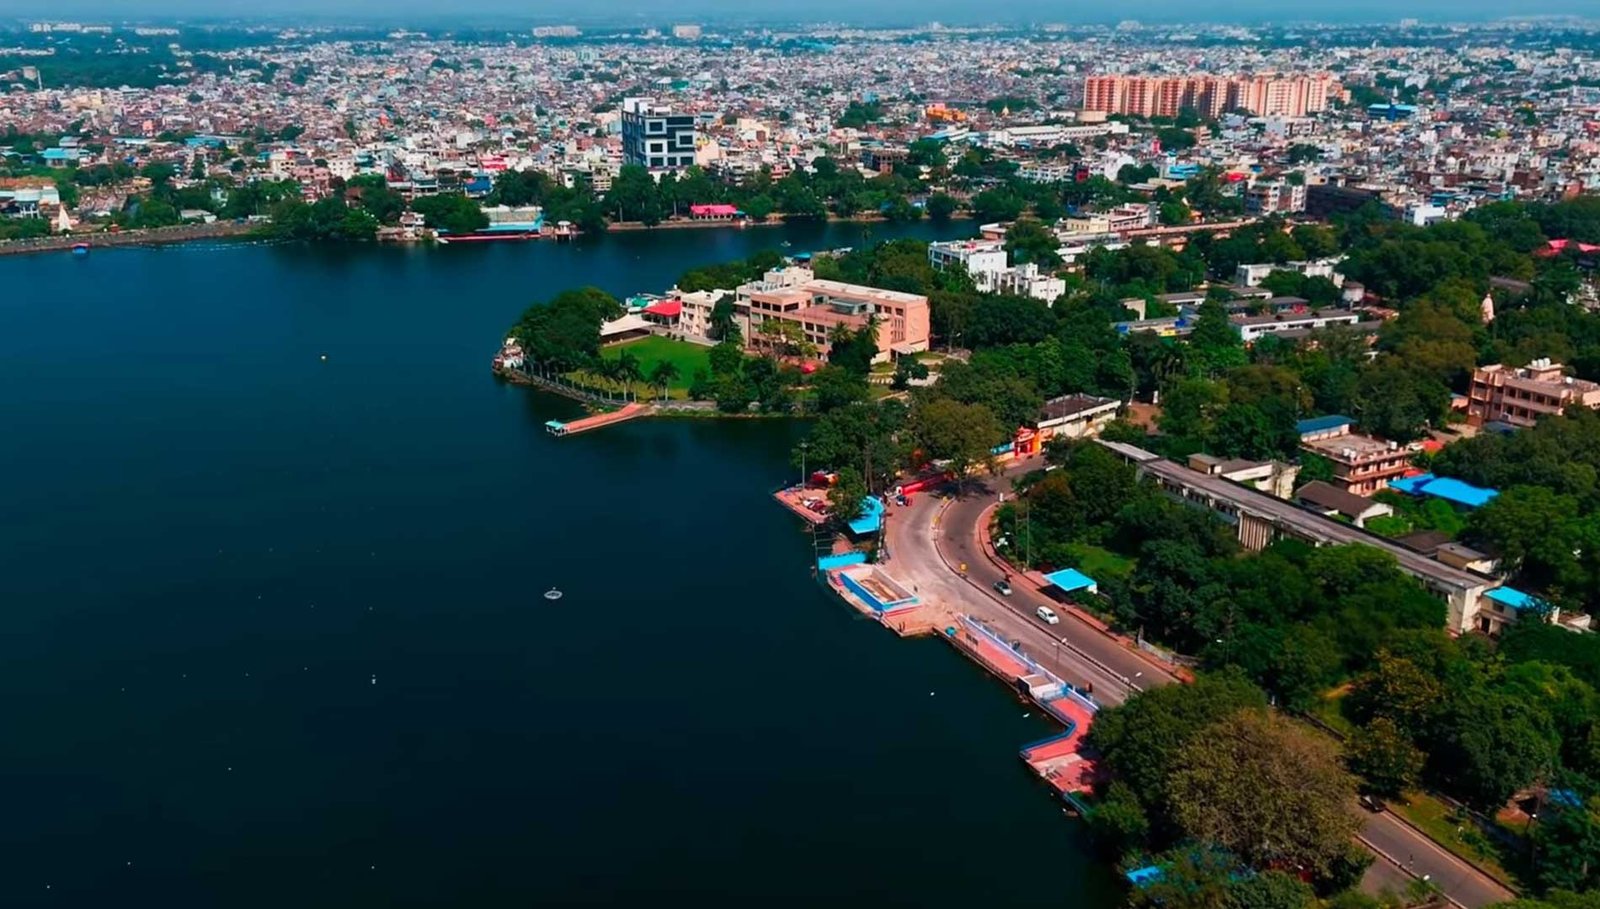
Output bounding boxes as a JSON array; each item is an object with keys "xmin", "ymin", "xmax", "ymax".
[{"xmin": 881, "ymin": 462, "xmax": 1516, "ymax": 909}]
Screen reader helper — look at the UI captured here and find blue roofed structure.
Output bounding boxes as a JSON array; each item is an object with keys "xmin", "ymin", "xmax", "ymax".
[
  {"xmin": 1387, "ymin": 473, "xmax": 1499, "ymax": 509},
  {"xmin": 1485, "ymin": 586, "xmax": 1545, "ymax": 612},
  {"xmin": 1296, "ymin": 414, "xmax": 1355, "ymax": 437},
  {"xmin": 847, "ymin": 495, "xmax": 885, "ymax": 536},
  {"xmin": 1044, "ymin": 568, "xmax": 1098, "ymax": 595}
]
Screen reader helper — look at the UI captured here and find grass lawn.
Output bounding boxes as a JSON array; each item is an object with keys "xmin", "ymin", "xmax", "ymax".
[
  {"xmin": 1065, "ymin": 543, "xmax": 1136, "ymax": 579},
  {"xmin": 602, "ymin": 336, "xmax": 711, "ymax": 391},
  {"xmin": 1309, "ymin": 687, "xmax": 1357, "ymax": 738},
  {"xmin": 1394, "ymin": 793, "xmax": 1522, "ymax": 889}
]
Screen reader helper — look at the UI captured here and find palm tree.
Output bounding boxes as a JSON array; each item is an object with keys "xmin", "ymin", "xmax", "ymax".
[
  {"xmin": 614, "ymin": 351, "xmax": 645, "ymax": 402},
  {"xmin": 649, "ymin": 361, "xmax": 681, "ymax": 403}
]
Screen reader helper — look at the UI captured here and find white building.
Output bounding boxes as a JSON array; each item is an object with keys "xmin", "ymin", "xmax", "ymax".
[
  {"xmin": 927, "ymin": 239, "xmax": 1064, "ymax": 304},
  {"xmin": 1234, "ymin": 257, "xmax": 1344, "ymax": 287}
]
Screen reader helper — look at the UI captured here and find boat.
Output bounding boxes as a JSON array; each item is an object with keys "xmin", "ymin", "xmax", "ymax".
[
  {"xmin": 70, "ymin": 242, "xmax": 90, "ymax": 256},
  {"xmin": 544, "ymin": 588, "xmax": 563, "ymax": 601}
]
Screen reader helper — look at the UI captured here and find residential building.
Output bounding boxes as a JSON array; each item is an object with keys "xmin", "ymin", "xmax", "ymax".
[
  {"xmin": 1234, "ymin": 258, "xmax": 1343, "ymax": 287},
  {"xmin": 991, "ymin": 263, "xmax": 1066, "ymax": 303},
  {"xmin": 1187, "ymin": 454, "xmax": 1301, "ymax": 499},
  {"xmin": 1466, "ymin": 360, "xmax": 1600, "ymax": 427},
  {"xmin": 928, "ymin": 239, "xmax": 1065, "ymax": 304},
  {"xmin": 1298, "ymin": 418, "xmax": 1417, "ymax": 497},
  {"xmin": 1230, "ymin": 309, "xmax": 1361, "ymax": 343},
  {"xmin": 1294, "ymin": 480, "xmax": 1396, "ymax": 528},
  {"xmin": 928, "ymin": 238, "xmax": 1009, "ymax": 278},
  {"xmin": 1082, "ymin": 73, "xmax": 1337, "ymax": 119},
  {"xmin": 743, "ymin": 267, "xmax": 929, "ymax": 363},
  {"xmin": 621, "ymin": 97, "xmax": 696, "ymax": 170},
  {"xmin": 1245, "ymin": 180, "xmax": 1307, "ymax": 214}
]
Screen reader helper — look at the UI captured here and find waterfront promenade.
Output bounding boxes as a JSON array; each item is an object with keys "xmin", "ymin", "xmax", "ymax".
[
  {"xmin": 881, "ymin": 461, "xmax": 1515, "ymax": 909},
  {"xmin": 0, "ymin": 221, "xmax": 255, "ymax": 256}
]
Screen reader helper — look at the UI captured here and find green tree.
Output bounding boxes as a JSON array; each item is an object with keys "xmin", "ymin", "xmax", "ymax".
[
  {"xmin": 926, "ymin": 192, "xmax": 957, "ymax": 221},
  {"xmin": 411, "ymin": 193, "xmax": 488, "ymax": 234},
  {"xmin": 1430, "ymin": 690, "xmax": 1560, "ymax": 809},
  {"xmin": 1169, "ymin": 709, "xmax": 1360, "ymax": 876},
  {"xmin": 829, "ymin": 466, "xmax": 869, "ymax": 524},
  {"xmin": 1346, "ymin": 715, "xmax": 1425, "ymax": 797},
  {"xmin": 910, "ymin": 398, "xmax": 1004, "ymax": 485}
]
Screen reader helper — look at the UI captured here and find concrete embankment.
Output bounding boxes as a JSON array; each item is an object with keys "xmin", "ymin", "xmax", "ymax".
[{"xmin": 0, "ymin": 221, "xmax": 258, "ymax": 257}]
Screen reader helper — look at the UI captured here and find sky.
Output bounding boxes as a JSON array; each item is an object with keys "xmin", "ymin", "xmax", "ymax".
[{"xmin": 13, "ymin": 0, "xmax": 1599, "ymax": 25}]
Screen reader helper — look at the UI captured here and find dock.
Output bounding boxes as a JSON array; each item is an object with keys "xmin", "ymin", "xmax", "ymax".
[{"xmin": 545, "ymin": 402, "xmax": 649, "ymax": 437}]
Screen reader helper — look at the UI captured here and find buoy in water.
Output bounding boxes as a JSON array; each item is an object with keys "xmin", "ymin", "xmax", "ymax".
[{"xmin": 544, "ymin": 588, "xmax": 563, "ymax": 601}]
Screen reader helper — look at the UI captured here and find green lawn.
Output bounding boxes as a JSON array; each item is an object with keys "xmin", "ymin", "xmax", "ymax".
[
  {"xmin": 602, "ymin": 336, "xmax": 711, "ymax": 390},
  {"xmin": 1065, "ymin": 543, "xmax": 1136, "ymax": 580},
  {"xmin": 1394, "ymin": 793, "xmax": 1522, "ymax": 889}
]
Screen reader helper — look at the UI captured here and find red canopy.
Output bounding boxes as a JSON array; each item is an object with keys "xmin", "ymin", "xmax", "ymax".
[{"xmin": 643, "ymin": 300, "xmax": 682, "ymax": 317}]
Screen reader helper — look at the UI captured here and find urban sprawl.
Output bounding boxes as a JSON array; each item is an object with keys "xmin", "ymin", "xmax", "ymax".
[{"xmin": 11, "ymin": 15, "xmax": 1600, "ymax": 909}]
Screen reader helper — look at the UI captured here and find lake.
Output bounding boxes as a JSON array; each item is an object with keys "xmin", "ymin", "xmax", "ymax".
[{"xmin": 0, "ymin": 221, "xmax": 1119, "ymax": 908}]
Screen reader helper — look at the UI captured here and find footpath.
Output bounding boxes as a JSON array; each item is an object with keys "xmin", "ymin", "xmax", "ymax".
[{"xmin": 0, "ymin": 221, "xmax": 256, "ymax": 256}]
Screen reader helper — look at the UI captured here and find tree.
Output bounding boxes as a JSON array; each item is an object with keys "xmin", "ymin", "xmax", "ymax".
[
  {"xmin": 1531, "ymin": 802, "xmax": 1600, "ymax": 893},
  {"xmin": 648, "ymin": 360, "xmax": 680, "ymax": 402},
  {"xmin": 1088, "ymin": 672, "xmax": 1268, "ymax": 818},
  {"xmin": 1223, "ymin": 871, "xmax": 1316, "ymax": 909},
  {"xmin": 910, "ymin": 398, "xmax": 1004, "ymax": 484},
  {"xmin": 1466, "ymin": 487, "xmax": 1588, "ymax": 599},
  {"xmin": 1346, "ymin": 716, "xmax": 1425, "ymax": 797},
  {"xmin": 1004, "ymin": 217, "xmax": 1062, "ymax": 267},
  {"xmin": 709, "ymin": 294, "xmax": 739, "ymax": 342},
  {"xmin": 1348, "ymin": 655, "xmax": 1446, "ymax": 741},
  {"xmin": 1087, "ymin": 781, "xmax": 1149, "ymax": 857},
  {"xmin": 1429, "ymin": 690, "xmax": 1559, "ymax": 809},
  {"xmin": 1169, "ymin": 709, "xmax": 1360, "ymax": 875},
  {"xmin": 1189, "ymin": 301, "xmax": 1247, "ymax": 375},
  {"xmin": 829, "ymin": 466, "xmax": 869, "ymax": 524},
  {"xmin": 411, "ymin": 193, "xmax": 488, "ymax": 235},
  {"xmin": 926, "ymin": 192, "xmax": 957, "ymax": 222}
]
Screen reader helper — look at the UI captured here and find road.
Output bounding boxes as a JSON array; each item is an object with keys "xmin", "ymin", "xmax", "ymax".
[
  {"xmin": 882, "ymin": 462, "xmax": 1517, "ymax": 909},
  {"xmin": 1358, "ymin": 807, "xmax": 1516, "ymax": 908},
  {"xmin": 884, "ymin": 471, "xmax": 1179, "ymax": 707}
]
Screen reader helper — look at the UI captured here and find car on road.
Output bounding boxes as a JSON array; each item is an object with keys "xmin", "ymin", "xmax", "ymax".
[
  {"xmin": 1035, "ymin": 605, "xmax": 1059, "ymax": 625},
  {"xmin": 993, "ymin": 579, "xmax": 1012, "ymax": 596},
  {"xmin": 1359, "ymin": 794, "xmax": 1385, "ymax": 813}
]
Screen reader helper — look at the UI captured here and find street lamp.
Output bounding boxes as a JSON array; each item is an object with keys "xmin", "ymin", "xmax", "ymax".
[
  {"xmin": 1125, "ymin": 671, "xmax": 1143, "ymax": 697},
  {"xmin": 799, "ymin": 440, "xmax": 809, "ymax": 487}
]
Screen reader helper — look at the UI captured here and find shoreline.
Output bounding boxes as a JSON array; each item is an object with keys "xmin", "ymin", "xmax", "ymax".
[
  {"xmin": 605, "ymin": 212, "xmax": 974, "ymax": 232},
  {"xmin": 0, "ymin": 210, "xmax": 975, "ymax": 258},
  {"xmin": 0, "ymin": 220, "xmax": 258, "ymax": 256}
]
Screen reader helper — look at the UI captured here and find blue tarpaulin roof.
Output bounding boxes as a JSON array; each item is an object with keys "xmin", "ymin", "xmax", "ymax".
[
  {"xmin": 1296, "ymin": 414, "xmax": 1355, "ymax": 435},
  {"xmin": 847, "ymin": 495, "xmax": 885, "ymax": 536},
  {"xmin": 1486, "ymin": 587, "xmax": 1541, "ymax": 611},
  {"xmin": 1044, "ymin": 568, "xmax": 1097, "ymax": 593},
  {"xmin": 1387, "ymin": 473, "xmax": 1499, "ymax": 508}
]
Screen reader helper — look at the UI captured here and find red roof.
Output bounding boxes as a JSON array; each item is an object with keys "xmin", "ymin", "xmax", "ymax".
[
  {"xmin": 690, "ymin": 203, "xmax": 740, "ymax": 217},
  {"xmin": 1538, "ymin": 239, "xmax": 1600, "ymax": 257},
  {"xmin": 642, "ymin": 299, "xmax": 682, "ymax": 317}
]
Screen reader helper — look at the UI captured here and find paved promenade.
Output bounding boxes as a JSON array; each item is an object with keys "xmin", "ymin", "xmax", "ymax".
[{"xmin": 878, "ymin": 460, "xmax": 1516, "ymax": 909}]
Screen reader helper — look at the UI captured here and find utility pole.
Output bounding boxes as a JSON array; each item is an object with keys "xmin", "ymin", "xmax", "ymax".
[{"xmin": 799, "ymin": 440, "xmax": 809, "ymax": 487}]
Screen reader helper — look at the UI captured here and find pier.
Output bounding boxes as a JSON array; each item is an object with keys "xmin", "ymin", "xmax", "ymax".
[{"xmin": 544, "ymin": 402, "xmax": 650, "ymax": 437}]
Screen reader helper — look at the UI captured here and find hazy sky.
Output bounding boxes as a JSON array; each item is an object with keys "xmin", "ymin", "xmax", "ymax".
[{"xmin": 15, "ymin": 0, "xmax": 1599, "ymax": 24}]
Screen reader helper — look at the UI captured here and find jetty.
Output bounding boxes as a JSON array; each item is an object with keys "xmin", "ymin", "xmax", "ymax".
[{"xmin": 545, "ymin": 402, "xmax": 650, "ymax": 437}]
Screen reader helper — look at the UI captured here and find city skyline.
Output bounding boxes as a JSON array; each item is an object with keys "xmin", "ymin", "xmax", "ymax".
[{"xmin": 13, "ymin": 0, "xmax": 1600, "ymax": 26}]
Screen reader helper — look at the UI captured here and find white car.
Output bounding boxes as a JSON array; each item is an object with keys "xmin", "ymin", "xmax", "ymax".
[{"xmin": 1035, "ymin": 606, "xmax": 1059, "ymax": 625}]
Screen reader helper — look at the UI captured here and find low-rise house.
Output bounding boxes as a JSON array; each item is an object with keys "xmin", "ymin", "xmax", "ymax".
[{"xmin": 1295, "ymin": 480, "xmax": 1395, "ymax": 528}]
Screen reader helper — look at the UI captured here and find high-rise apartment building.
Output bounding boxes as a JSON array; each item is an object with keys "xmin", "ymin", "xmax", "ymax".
[
  {"xmin": 621, "ymin": 97, "xmax": 697, "ymax": 170},
  {"xmin": 1082, "ymin": 74, "xmax": 1337, "ymax": 119}
]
